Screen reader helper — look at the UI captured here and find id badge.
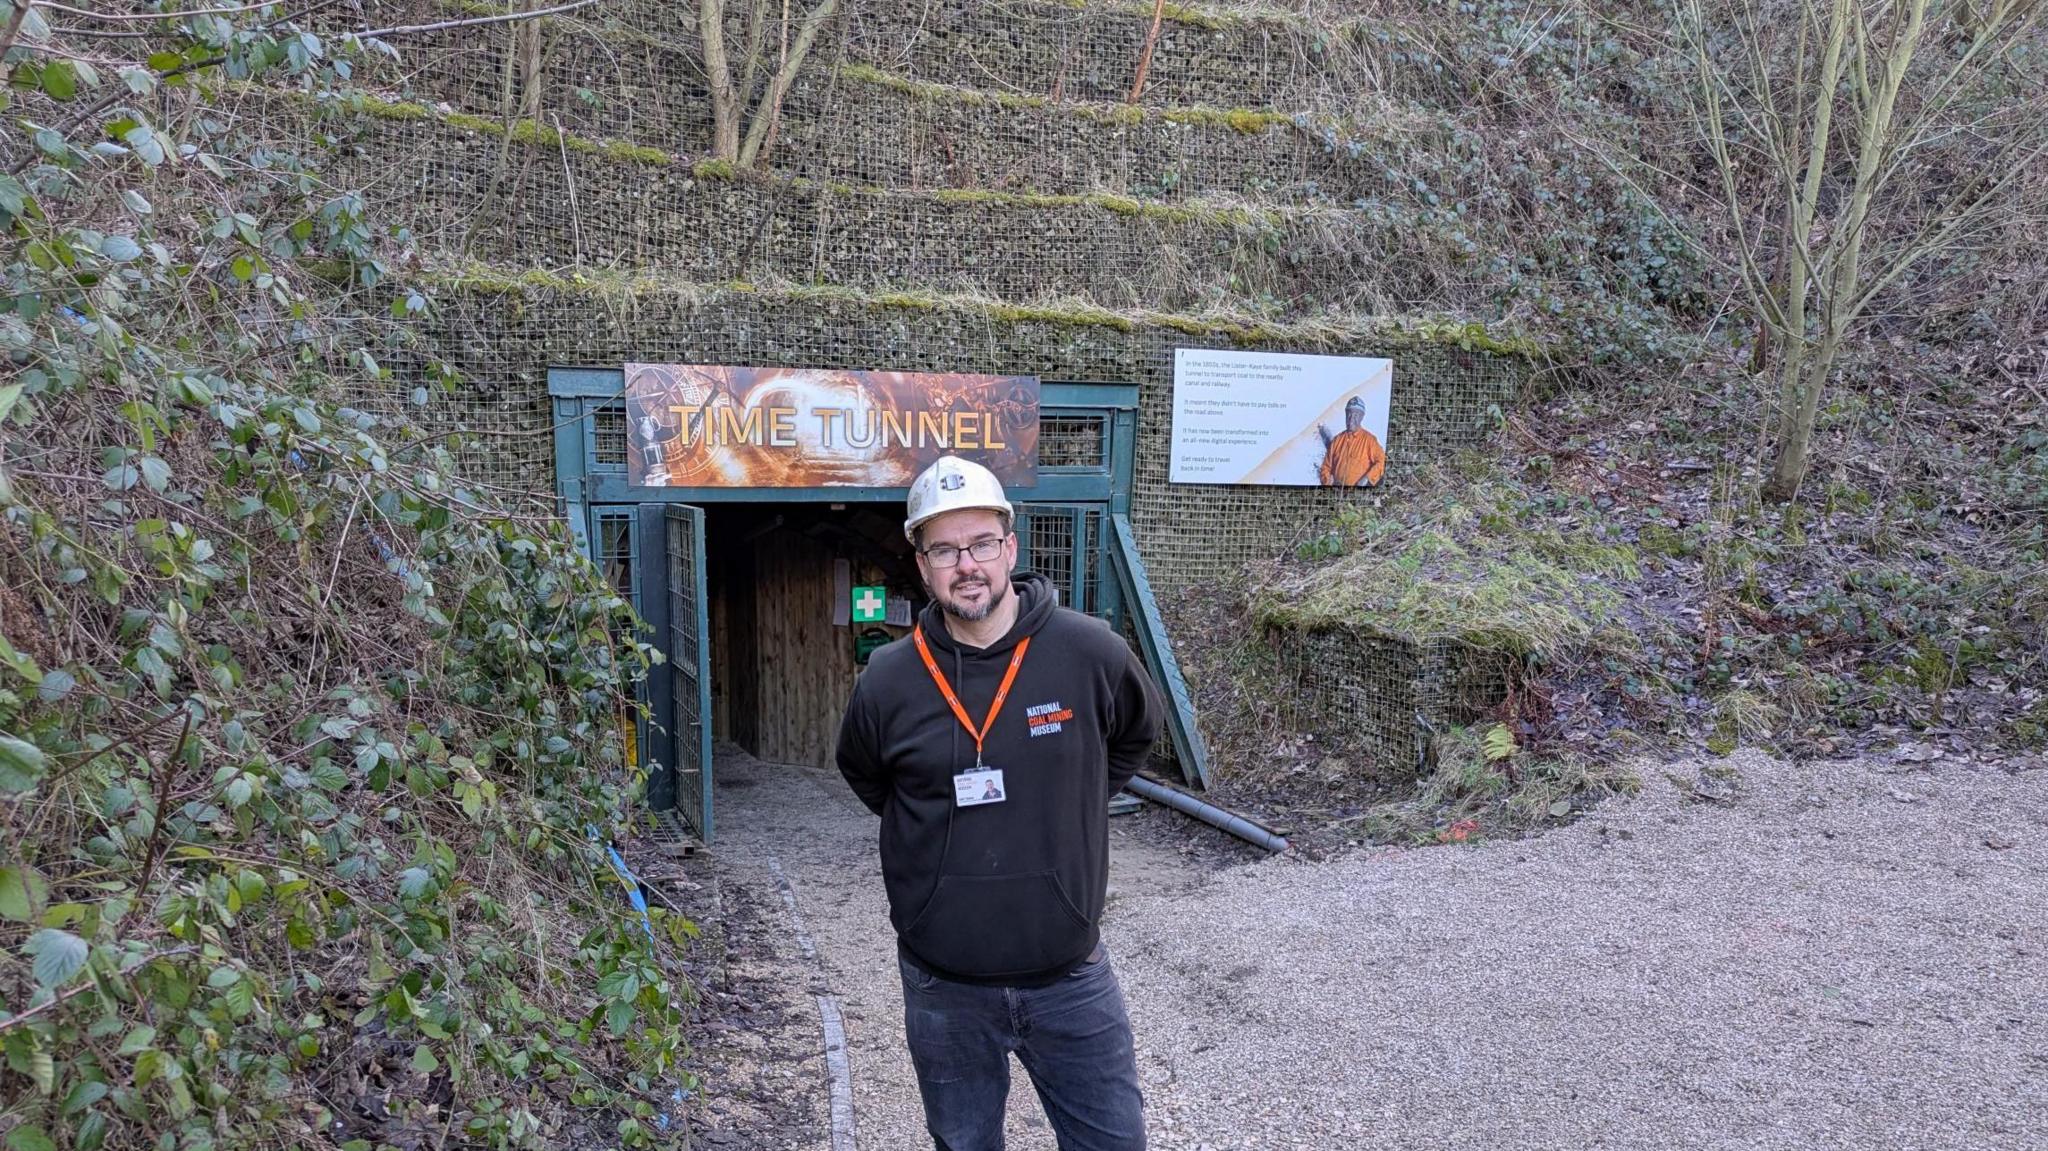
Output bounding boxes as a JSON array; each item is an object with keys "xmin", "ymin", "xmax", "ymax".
[{"xmin": 954, "ymin": 767, "xmax": 1007, "ymax": 807}]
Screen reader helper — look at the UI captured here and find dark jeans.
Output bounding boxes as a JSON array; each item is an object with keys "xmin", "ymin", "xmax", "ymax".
[{"xmin": 898, "ymin": 947, "xmax": 1146, "ymax": 1151}]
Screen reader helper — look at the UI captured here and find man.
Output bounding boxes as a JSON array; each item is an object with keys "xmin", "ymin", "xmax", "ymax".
[
  {"xmin": 836, "ymin": 455, "xmax": 1162, "ymax": 1151},
  {"xmin": 1318, "ymin": 394, "xmax": 1386, "ymax": 487}
]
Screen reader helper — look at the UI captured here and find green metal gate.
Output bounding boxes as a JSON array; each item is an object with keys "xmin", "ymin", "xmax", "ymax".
[
  {"xmin": 662, "ymin": 505, "xmax": 712, "ymax": 840},
  {"xmin": 1014, "ymin": 502, "xmax": 1115, "ymax": 622}
]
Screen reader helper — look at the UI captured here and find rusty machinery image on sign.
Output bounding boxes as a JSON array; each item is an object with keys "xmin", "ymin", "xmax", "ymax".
[{"xmin": 624, "ymin": 363, "xmax": 1039, "ymax": 488}]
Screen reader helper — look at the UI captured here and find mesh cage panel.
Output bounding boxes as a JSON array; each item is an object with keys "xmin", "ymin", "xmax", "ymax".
[
  {"xmin": 1039, "ymin": 414, "xmax": 1108, "ymax": 469},
  {"xmin": 592, "ymin": 405, "xmax": 629, "ymax": 466},
  {"xmin": 1028, "ymin": 510, "xmax": 1078, "ymax": 604},
  {"xmin": 1265, "ymin": 627, "xmax": 1525, "ymax": 782}
]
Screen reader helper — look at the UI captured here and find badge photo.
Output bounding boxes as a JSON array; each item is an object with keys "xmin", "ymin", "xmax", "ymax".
[{"xmin": 954, "ymin": 767, "xmax": 1006, "ymax": 807}]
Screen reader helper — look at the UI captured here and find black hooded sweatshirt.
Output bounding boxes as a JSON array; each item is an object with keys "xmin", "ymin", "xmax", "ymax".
[{"xmin": 835, "ymin": 571, "xmax": 1162, "ymax": 986}]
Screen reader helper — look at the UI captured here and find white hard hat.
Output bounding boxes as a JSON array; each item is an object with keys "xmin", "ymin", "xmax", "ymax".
[{"xmin": 904, "ymin": 455, "xmax": 1012, "ymax": 543}]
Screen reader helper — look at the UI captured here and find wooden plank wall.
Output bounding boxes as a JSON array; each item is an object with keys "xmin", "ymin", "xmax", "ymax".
[
  {"xmin": 750, "ymin": 527, "xmax": 856, "ymax": 768},
  {"xmin": 708, "ymin": 543, "xmax": 734, "ymax": 741},
  {"xmin": 725, "ymin": 537, "xmax": 762, "ymax": 754}
]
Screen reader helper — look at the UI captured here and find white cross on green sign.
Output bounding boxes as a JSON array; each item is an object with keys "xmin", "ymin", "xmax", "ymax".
[{"xmin": 852, "ymin": 586, "xmax": 886, "ymax": 623}]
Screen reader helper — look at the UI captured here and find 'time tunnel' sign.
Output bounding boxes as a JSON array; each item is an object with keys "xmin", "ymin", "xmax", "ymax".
[{"xmin": 624, "ymin": 363, "xmax": 1039, "ymax": 488}]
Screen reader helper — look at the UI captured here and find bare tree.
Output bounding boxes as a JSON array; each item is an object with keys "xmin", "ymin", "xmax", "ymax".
[
  {"xmin": 1681, "ymin": 0, "xmax": 2048, "ymax": 501},
  {"xmin": 700, "ymin": 0, "xmax": 842, "ymax": 167}
]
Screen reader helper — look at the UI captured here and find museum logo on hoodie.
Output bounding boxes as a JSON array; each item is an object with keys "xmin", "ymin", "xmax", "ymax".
[{"xmin": 1026, "ymin": 701, "xmax": 1074, "ymax": 737}]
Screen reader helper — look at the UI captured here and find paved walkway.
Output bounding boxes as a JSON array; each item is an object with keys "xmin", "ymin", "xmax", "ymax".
[{"xmin": 685, "ymin": 745, "xmax": 2047, "ymax": 1150}]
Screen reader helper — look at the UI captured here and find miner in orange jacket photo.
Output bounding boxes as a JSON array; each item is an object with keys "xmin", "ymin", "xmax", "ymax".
[{"xmin": 1318, "ymin": 393, "xmax": 1386, "ymax": 487}]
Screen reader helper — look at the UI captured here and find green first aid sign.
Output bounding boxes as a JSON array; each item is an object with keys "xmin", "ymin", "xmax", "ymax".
[{"xmin": 851, "ymin": 586, "xmax": 886, "ymax": 624}]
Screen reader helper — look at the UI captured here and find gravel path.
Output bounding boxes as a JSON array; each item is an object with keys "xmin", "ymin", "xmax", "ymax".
[{"xmin": 699, "ymin": 746, "xmax": 2046, "ymax": 1150}]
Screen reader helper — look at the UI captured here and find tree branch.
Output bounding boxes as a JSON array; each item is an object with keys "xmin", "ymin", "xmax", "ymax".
[
  {"xmin": 0, "ymin": 3, "xmax": 34, "ymax": 88},
  {"xmin": 736, "ymin": 0, "xmax": 838, "ymax": 167},
  {"xmin": 702, "ymin": 0, "xmax": 740, "ymax": 160},
  {"xmin": 352, "ymin": 0, "xmax": 603, "ymax": 40},
  {"xmin": 1128, "ymin": 0, "xmax": 1164, "ymax": 103},
  {"xmin": 33, "ymin": 0, "xmax": 282, "ymax": 20}
]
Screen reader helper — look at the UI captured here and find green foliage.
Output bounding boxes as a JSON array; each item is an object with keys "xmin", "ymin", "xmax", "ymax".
[
  {"xmin": 1256, "ymin": 479, "xmax": 1649, "ymax": 660},
  {"xmin": 0, "ymin": 12, "xmax": 688, "ymax": 1151},
  {"xmin": 1344, "ymin": 723, "xmax": 1636, "ymax": 846}
]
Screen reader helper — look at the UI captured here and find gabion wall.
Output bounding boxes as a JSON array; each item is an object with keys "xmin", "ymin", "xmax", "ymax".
[
  {"xmin": 378, "ymin": 281, "xmax": 1525, "ymax": 596},
  {"xmin": 1266, "ymin": 629, "xmax": 1524, "ymax": 778},
  {"xmin": 264, "ymin": 96, "xmax": 1453, "ymax": 316},
  {"xmin": 337, "ymin": 1, "xmax": 1452, "ymax": 207},
  {"xmin": 341, "ymin": 0, "xmax": 1457, "ymax": 127}
]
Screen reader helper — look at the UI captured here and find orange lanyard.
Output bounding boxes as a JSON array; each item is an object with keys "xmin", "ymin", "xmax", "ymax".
[{"xmin": 912, "ymin": 626, "xmax": 1030, "ymax": 769}]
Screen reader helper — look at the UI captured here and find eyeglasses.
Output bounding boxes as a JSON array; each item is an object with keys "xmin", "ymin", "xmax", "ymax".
[{"xmin": 921, "ymin": 536, "xmax": 1007, "ymax": 568}]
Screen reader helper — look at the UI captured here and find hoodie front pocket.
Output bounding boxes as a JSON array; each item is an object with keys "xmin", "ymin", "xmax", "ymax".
[{"xmin": 902, "ymin": 870, "xmax": 1091, "ymax": 978}]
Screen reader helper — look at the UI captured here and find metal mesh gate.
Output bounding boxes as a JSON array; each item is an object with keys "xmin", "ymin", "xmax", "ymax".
[
  {"xmin": 1017, "ymin": 503, "xmax": 1108, "ymax": 620},
  {"xmin": 664, "ymin": 505, "xmax": 711, "ymax": 841}
]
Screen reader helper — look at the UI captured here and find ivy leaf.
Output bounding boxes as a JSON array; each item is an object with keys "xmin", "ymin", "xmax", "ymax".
[
  {"xmin": 131, "ymin": 647, "xmax": 170, "ymax": 692},
  {"xmin": 61, "ymin": 1080, "xmax": 109, "ymax": 1115},
  {"xmin": 101, "ymin": 235, "xmax": 142, "ymax": 263},
  {"xmin": 36, "ymin": 668, "xmax": 76, "ymax": 702},
  {"xmin": 0, "ymin": 864, "xmax": 50, "ymax": 921},
  {"xmin": 23, "ymin": 928, "xmax": 88, "ymax": 989},
  {"xmin": 121, "ymin": 126, "xmax": 165, "ymax": 167},
  {"xmin": 605, "ymin": 998, "xmax": 635, "ymax": 1037},
  {"xmin": 132, "ymin": 1048, "xmax": 175, "ymax": 1088},
  {"xmin": 0, "ymin": 733, "xmax": 48, "ymax": 792},
  {"xmin": 117, "ymin": 1025, "xmax": 157, "ymax": 1055},
  {"xmin": 6, "ymin": 1125, "xmax": 58, "ymax": 1151},
  {"xmin": 40, "ymin": 60, "xmax": 77, "ymax": 101},
  {"xmin": 223, "ymin": 975, "xmax": 256, "ymax": 1016},
  {"xmin": 0, "ymin": 175, "xmax": 27, "ymax": 225},
  {"xmin": 410, "ymin": 1045, "xmax": 438, "ymax": 1074}
]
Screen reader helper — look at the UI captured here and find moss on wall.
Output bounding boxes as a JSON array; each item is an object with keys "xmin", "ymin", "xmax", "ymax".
[{"xmin": 412, "ymin": 261, "xmax": 1547, "ymax": 357}]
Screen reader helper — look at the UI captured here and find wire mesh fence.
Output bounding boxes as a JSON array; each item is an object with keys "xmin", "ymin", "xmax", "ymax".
[
  {"xmin": 241, "ymin": 91, "xmax": 1450, "ymax": 316},
  {"xmin": 329, "ymin": 0, "xmax": 1463, "ymax": 209},
  {"xmin": 339, "ymin": 0, "xmax": 1461, "ymax": 134},
  {"xmin": 369, "ymin": 279, "xmax": 1524, "ymax": 588},
  {"xmin": 1265, "ymin": 628, "xmax": 1522, "ymax": 777}
]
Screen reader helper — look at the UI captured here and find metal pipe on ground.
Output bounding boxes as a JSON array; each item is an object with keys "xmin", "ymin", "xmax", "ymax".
[{"xmin": 1123, "ymin": 776, "xmax": 1290, "ymax": 855}]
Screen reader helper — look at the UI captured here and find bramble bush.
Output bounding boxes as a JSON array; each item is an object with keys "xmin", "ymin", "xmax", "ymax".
[{"xmin": 2, "ymin": 5, "xmax": 690, "ymax": 1150}]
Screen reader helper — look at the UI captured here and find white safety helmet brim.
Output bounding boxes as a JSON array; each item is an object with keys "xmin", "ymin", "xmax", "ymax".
[{"xmin": 904, "ymin": 455, "xmax": 1014, "ymax": 544}]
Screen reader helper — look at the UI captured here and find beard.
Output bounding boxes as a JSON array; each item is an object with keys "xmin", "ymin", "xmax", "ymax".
[{"xmin": 935, "ymin": 569, "xmax": 1010, "ymax": 623}]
